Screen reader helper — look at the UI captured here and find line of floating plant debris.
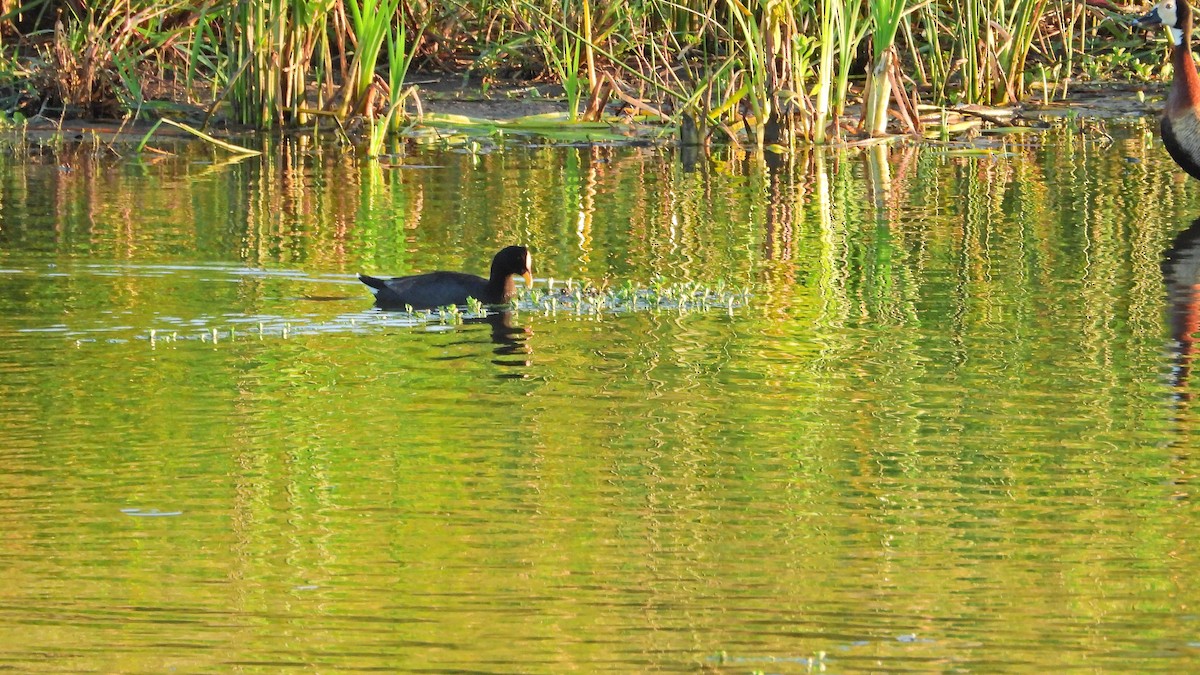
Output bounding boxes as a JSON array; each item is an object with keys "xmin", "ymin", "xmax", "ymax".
[
  {"xmin": 142, "ymin": 312, "xmax": 418, "ymax": 347},
  {"xmin": 37, "ymin": 279, "xmax": 751, "ymax": 348},
  {"xmin": 518, "ymin": 278, "xmax": 752, "ymax": 316}
]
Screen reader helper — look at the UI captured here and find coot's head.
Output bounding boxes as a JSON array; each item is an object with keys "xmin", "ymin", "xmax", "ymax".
[{"xmin": 492, "ymin": 245, "xmax": 533, "ymax": 288}]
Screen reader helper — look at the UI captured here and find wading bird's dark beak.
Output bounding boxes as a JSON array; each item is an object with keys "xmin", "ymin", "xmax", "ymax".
[{"xmin": 1133, "ymin": 6, "xmax": 1163, "ymax": 29}]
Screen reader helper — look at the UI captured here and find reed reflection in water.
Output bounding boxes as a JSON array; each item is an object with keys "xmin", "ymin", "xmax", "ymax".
[{"xmin": 0, "ymin": 125, "xmax": 1197, "ymax": 672}]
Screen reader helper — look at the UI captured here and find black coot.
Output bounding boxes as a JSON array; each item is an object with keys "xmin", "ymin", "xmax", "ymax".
[{"xmin": 358, "ymin": 245, "xmax": 533, "ymax": 309}]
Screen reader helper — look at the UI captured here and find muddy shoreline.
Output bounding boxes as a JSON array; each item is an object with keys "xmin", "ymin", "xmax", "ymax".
[{"xmin": 16, "ymin": 77, "xmax": 1163, "ymax": 145}]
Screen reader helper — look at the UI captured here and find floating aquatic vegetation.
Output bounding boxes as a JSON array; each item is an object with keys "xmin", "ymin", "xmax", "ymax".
[
  {"xmin": 515, "ymin": 277, "xmax": 751, "ymax": 317},
  {"xmin": 39, "ymin": 277, "xmax": 751, "ymax": 350},
  {"xmin": 415, "ymin": 112, "xmax": 668, "ymax": 145},
  {"xmin": 710, "ymin": 650, "xmax": 828, "ymax": 669}
]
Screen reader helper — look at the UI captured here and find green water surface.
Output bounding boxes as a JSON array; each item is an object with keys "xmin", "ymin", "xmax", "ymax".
[{"xmin": 0, "ymin": 126, "xmax": 1197, "ymax": 672}]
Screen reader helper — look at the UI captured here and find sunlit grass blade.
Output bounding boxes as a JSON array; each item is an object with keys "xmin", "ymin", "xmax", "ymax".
[{"xmin": 160, "ymin": 117, "xmax": 262, "ymax": 155}]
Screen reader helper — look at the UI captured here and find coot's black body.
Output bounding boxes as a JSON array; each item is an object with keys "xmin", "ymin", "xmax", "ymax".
[{"xmin": 359, "ymin": 245, "xmax": 533, "ymax": 310}]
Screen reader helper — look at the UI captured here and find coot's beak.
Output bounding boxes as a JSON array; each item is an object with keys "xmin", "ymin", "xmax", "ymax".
[
  {"xmin": 1133, "ymin": 6, "xmax": 1163, "ymax": 28},
  {"xmin": 523, "ymin": 270, "xmax": 534, "ymax": 288}
]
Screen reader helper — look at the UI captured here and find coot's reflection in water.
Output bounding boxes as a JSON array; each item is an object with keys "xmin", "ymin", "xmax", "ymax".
[
  {"xmin": 481, "ymin": 311, "xmax": 533, "ymax": 374},
  {"xmin": 386, "ymin": 308, "xmax": 532, "ymax": 375}
]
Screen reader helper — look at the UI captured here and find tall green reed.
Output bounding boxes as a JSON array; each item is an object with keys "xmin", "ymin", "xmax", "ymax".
[
  {"xmin": 224, "ymin": 0, "xmax": 333, "ymax": 127},
  {"xmin": 720, "ymin": 0, "xmax": 829, "ymax": 150},
  {"xmin": 927, "ymin": 0, "xmax": 1051, "ymax": 106},
  {"xmin": 2, "ymin": 0, "xmax": 1093, "ymax": 144},
  {"xmin": 342, "ymin": 0, "xmax": 401, "ymax": 118},
  {"xmin": 814, "ymin": 0, "xmax": 836, "ymax": 144},
  {"xmin": 534, "ymin": 3, "xmax": 585, "ymax": 121},
  {"xmin": 518, "ymin": 0, "xmax": 690, "ymax": 126},
  {"xmin": 366, "ymin": 12, "xmax": 422, "ymax": 153},
  {"xmin": 832, "ymin": 0, "xmax": 866, "ymax": 125},
  {"xmin": 909, "ymin": 2, "xmax": 948, "ymax": 102},
  {"xmin": 521, "ymin": 0, "xmax": 612, "ymax": 122},
  {"xmin": 992, "ymin": 0, "xmax": 1050, "ymax": 104},
  {"xmin": 863, "ymin": 0, "xmax": 912, "ymax": 136},
  {"xmin": 724, "ymin": 0, "xmax": 774, "ymax": 150},
  {"xmin": 384, "ymin": 13, "xmax": 422, "ymax": 131}
]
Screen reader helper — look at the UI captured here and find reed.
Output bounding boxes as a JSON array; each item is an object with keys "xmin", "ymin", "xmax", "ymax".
[
  {"xmin": 813, "ymin": 0, "xmax": 834, "ymax": 145},
  {"xmin": 993, "ymin": 0, "xmax": 1051, "ymax": 104},
  {"xmin": 223, "ymin": 1, "xmax": 273, "ymax": 127},
  {"xmin": 931, "ymin": 0, "xmax": 1052, "ymax": 105},
  {"xmin": 724, "ymin": 0, "xmax": 774, "ymax": 150},
  {"xmin": 224, "ymin": 0, "xmax": 333, "ymax": 127},
  {"xmin": 909, "ymin": 3, "xmax": 948, "ymax": 101},
  {"xmin": 833, "ymin": 0, "xmax": 867, "ymax": 124},
  {"xmin": 342, "ymin": 0, "xmax": 401, "ymax": 118},
  {"xmin": 532, "ymin": 1, "xmax": 586, "ymax": 122},
  {"xmin": 519, "ymin": 0, "xmax": 628, "ymax": 122},
  {"xmin": 718, "ymin": 0, "xmax": 828, "ymax": 150},
  {"xmin": 0, "ymin": 0, "xmax": 1158, "ymax": 145},
  {"xmin": 383, "ymin": 11, "xmax": 422, "ymax": 131},
  {"xmin": 863, "ymin": 0, "xmax": 911, "ymax": 136}
]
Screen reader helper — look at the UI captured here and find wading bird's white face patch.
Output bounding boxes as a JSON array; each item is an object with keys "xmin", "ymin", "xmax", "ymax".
[{"xmin": 1160, "ymin": 1, "xmax": 1183, "ymax": 44}]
